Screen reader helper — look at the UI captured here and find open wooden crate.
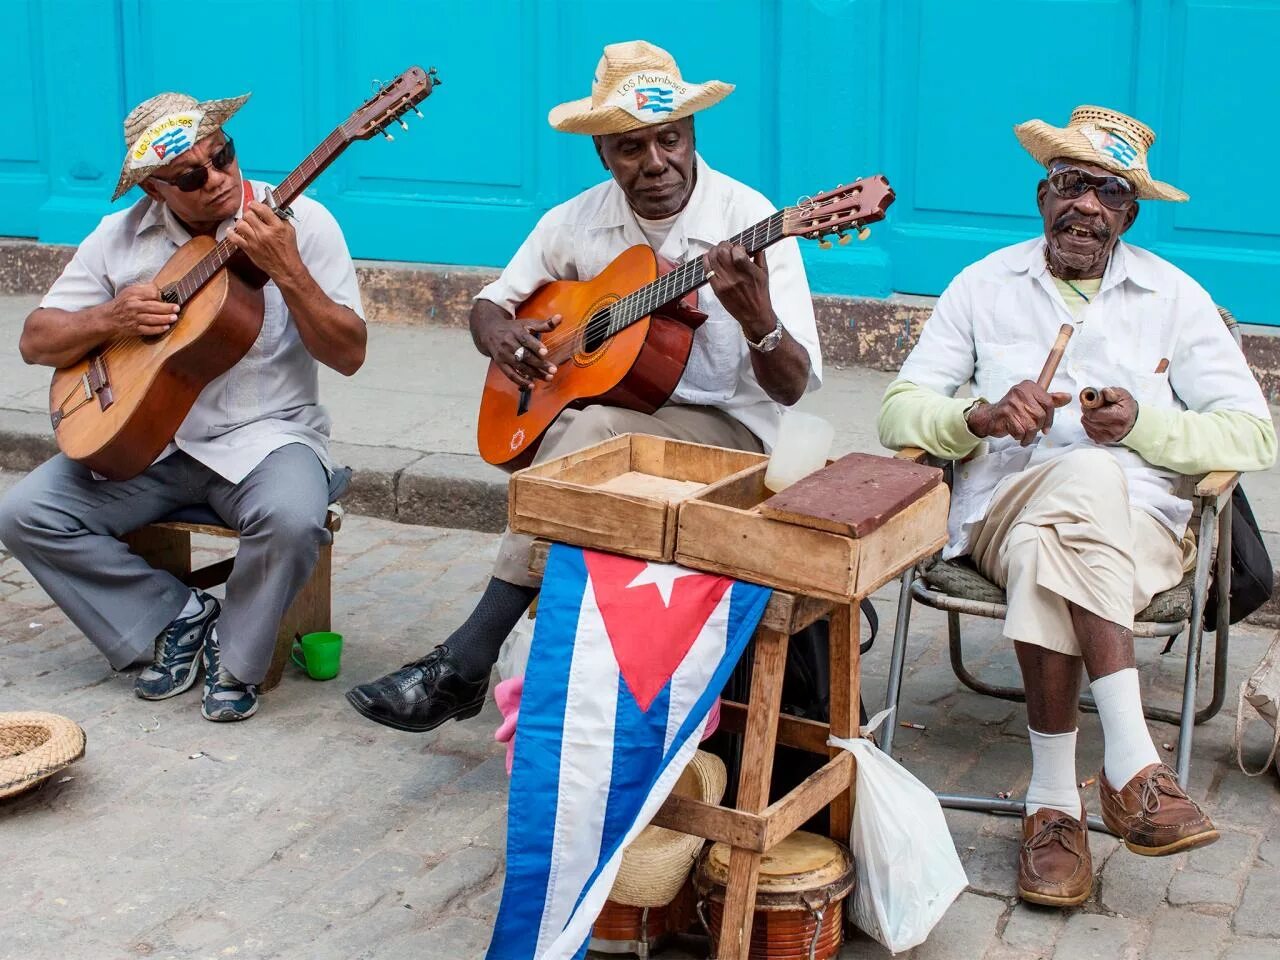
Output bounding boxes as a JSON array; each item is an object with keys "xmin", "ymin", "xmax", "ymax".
[
  {"xmin": 676, "ymin": 460, "xmax": 950, "ymax": 601},
  {"xmin": 508, "ymin": 434, "xmax": 767, "ymax": 561}
]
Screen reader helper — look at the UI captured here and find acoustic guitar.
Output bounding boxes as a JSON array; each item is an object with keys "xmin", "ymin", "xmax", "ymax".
[
  {"xmin": 49, "ymin": 66, "xmax": 439, "ymax": 481},
  {"xmin": 477, "ymin": 175, "xmax": 896, "ymax": 468}
]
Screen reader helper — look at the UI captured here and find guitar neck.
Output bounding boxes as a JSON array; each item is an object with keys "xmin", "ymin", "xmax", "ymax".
[
  {"xmin": 164, "ymin": 127, "xmax": 351, "ymax": 304},
  {"xmin": 603, "ymin": 209, "xmax": 786, "ymax": 337}
]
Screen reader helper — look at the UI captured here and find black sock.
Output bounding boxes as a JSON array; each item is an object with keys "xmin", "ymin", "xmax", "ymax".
[{"xmin": 441, "ymin": 578, "xmax": 538, "ymax": 682}]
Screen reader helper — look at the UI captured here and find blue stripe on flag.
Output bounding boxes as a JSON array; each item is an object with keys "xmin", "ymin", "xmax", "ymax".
[{"xmin": 486, "ymin": 544, "xmax": 588, "ymax": 960}]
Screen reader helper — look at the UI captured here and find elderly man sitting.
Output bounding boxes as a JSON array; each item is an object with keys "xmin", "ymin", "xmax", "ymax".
[{"xmin": 878, "ymin": 105, "xmax": 1276, "ymax": 906}]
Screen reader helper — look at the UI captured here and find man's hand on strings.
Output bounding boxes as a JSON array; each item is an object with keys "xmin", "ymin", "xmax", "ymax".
[
  {"xmin": 475, "ymin": 312, "xmax": 561, "ymax": 388},
  {"xmin": 1081, "ymin": 386, "xmax": 1138, "ymax": 444},
  {"xmin": 227, "ymin": 201, "xmax": 305, "ymax": 283},
  {"xmin": 106, "ymin": 282, "xmax": 178, "ymax": 337},
  {"xmin": 967, "ymin": 380, "xmax": 1071, "ymax": 446},
  {"xmin": 705, "ymin": 242, "xmax": 774, "ymax": 337}
]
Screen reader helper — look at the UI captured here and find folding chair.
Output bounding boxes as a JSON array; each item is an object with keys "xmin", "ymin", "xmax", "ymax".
[{"xmin": 879, "ymin": 307, "xmax": 1244, "ymax": 830}]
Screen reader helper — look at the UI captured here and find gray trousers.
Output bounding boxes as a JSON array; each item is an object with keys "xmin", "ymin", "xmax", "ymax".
[
  {"xmin": 493, "ymin": 404, "xmax": 763, "ymax": 586},
  {"xmin": 0, "ymin": 443, "xmax": 331, "ymax": 684}
]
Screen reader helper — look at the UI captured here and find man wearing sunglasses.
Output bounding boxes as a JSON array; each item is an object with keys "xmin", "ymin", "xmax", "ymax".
[
  {"xmin": 0, "ymin": 91, "xmax": 366, "ymax": 722},
  {"xmin": 879, "ymin": 106, "xmax": 1275, "ymax": 906}
]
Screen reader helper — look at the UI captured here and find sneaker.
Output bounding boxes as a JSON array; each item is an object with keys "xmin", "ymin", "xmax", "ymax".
[
  {"xmin": 134, "ymin": 591, "xmax": 220, "ymax": 700},
  {"xmin": 200, "ymin": 631, "xmax": 259, "ymax": 722}
]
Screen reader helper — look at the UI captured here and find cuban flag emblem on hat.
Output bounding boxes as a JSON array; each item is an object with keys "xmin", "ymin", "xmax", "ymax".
[
  {"xmin": 634, "ymin": 86, "xmax": 674, "ymax": 114},
  {"xmin": 1080, "ymin": 123, "xmax": 1145, "ymax": 171},
  {"xmin": 485, "ymin": 544, "xmax": 771, "ymax": 960}
]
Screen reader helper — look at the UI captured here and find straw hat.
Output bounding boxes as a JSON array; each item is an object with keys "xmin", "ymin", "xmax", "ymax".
[
  {"xmin": 1014, "ymin": 105, "xmax": 1187, "ymax": 202},
  {"xmin": 0, "ymin": 712, "xmax": 86, "ymax": 800},
  {"xmin": 548, "ymin": 40, "xmax": 733, "ymax": 136},
  {"xmin": 608, "ymin": 750, "xmax": 727, "ymax": 908},
  {"xmin": 111, "ymin": 90, "xmax": 251, "ymax": 201}
]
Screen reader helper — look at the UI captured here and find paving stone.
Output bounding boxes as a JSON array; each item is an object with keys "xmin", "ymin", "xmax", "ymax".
[
  {"xmin": 401, "ymin": 845, "xmax": 500, "ymax": 917},
  {"xmin": 1143, "ymin": 907, "xmax": 1231, "ymax": 959},
  {"xmin": 1222, "ymin": 936, "xmax": 1280, "ymax": 960},
  {"xmin": 1052, "ymin": 913, "xmax": 1140, "ymax": 960},
  {"xmin": 1001, "ymin": 902, "xmax": 1067, "ymax": 953},
  {"xmin": 311, "ymin": 849, "xmax": 427, "ymax": 920},
  {"xmin": 909, "ymin": 891, "xmax": 1005, "ymax": 960},
  {"xmin": 1234, "ymin": 864, "xmax": 1280, "ymax": 938},
  {"xmin": 1097, "ymin": 845, "xmax": 1180, "ymax": 917},
  {"xmin": 949, "ymin": 693, "xmax": 1018, "ymax": 726},
  {"xmin": 961, "ymin": 829, "xmax": 1023, "ymax": 897}
]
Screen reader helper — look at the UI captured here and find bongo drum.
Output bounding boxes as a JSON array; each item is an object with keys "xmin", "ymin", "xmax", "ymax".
[{"xmin": 695, "ymin": 831, "xmax": 855, "ymax": 960}]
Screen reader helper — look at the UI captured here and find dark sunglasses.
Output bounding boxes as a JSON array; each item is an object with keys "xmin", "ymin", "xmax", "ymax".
[
  {"xmin": 152, "ymin": 138, "xmax": 236, "ymax": 192},
  {"xmin": 1047, "ymin": 163, "xmax": 1136, "ymax": 210}
]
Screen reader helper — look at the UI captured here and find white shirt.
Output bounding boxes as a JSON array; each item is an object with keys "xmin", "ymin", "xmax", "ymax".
[
  {"xmin": 897, "ymin": 237, "xmax": 1272, "ymax": 557},
  {"xmin": 41, "ymin": 180, "xmax": 365, "ymax": 483},
  {"xmin": 475, "ymin": 156, "xmax": 822, "ymax": 449}
]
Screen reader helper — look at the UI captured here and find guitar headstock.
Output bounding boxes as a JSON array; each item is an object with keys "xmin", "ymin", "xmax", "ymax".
[
  {"xmin": 342, "ymin": 66, "xmax": 440, "ymax": 141},
  {"xmin": 783, "ymin": 175, "xmax": 895, "ymax": 247}
]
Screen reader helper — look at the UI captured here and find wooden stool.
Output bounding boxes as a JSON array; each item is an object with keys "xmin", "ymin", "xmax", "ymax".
[{"xmin": 122, "ymin": 504, "xmax": 343, "ymax": 691}]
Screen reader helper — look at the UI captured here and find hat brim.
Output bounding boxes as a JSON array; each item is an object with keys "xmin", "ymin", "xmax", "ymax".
[
  {"xmin": 607, "ymin": 750, "xmax": 727, "ymax": 907},
  {"xmin": 0, "ymin": 711, "xmax": 86, "ymax": 800},
  {"xmin": 111, "ymin": 92, "xmax": 251, "ymax": 202},
  {"xmin": 1014, "ymin": 119, "xmax": 1188, "ymax": 202},
  {"xmin": 548, "ymin": 81, "xmax": 733, "ymax": 135}
]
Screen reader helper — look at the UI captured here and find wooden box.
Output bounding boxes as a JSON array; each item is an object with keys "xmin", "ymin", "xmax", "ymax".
[
  {"xmin": 676, "ymin": 461, "xmax": 950, "ymax": 601},
  {"xmin": 508, "ymin": 434, "xmax": 767, "ymax": 561}
]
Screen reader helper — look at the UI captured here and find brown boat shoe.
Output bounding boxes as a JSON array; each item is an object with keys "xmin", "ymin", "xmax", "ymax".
[
  {"xmin": 1099, "ymin": 763, "xmax": 1219, "ymax": 856},
  {"xmin": 1018, "ymin": 806, "xmax": 1093, "ymax": 907}
]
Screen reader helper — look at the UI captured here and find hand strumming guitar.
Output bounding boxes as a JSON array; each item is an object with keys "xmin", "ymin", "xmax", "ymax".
[
  {"xmin": 471, "ymin": 299, "xmax": 562, "ymax": 388},
  {"xmin": 1080, "ymin": 387, "xmax": 1138, "ymax": 443},
  {"xmin": 227, "ymin": 201, "xmax": 306, "ymax": 284},
  {"xmin": 105, "ymin": 282, "xmax": 179, "ymax": 338},
  {"xmin": 967, "ymin": 380, "xmax": 1071, "ymax": 446}
]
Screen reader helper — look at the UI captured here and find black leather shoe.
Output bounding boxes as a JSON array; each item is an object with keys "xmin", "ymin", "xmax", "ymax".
[{"xmin": 345, "ymin": 645, "xmax": 488, "ymax": 733}]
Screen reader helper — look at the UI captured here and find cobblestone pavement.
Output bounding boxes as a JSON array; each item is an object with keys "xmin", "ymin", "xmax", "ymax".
[{"xmin": 1, "ymin": 498, "xmax": 1278, "ymax": 959}]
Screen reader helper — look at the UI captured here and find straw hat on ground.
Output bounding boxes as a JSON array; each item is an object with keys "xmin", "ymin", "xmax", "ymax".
[
  {"xmin": 1014, "ymin": 104, "xmax": 1187, "ymax": 202},
  {"xmin": 0, "ymin": 712, "xmax": 86, "ymax": 800},
  {"xmin": 548, "ymin": 40, "xmax": 733, "ymax": 136},
  {"xmin": 608, "ymin": 750, "xmax": 727, "ymax": 908},
  {"xmin": 111, "ymin": 91, "xmax": 251, "ymax": 201}
]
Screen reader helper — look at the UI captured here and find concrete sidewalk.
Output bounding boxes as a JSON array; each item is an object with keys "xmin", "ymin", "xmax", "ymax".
[{"xmin": 3, "ymin": 292, "xmax": 1278, "ymax": 616}]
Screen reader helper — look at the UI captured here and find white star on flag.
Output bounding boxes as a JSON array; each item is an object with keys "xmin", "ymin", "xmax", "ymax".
[{"xmin": 625, "ymin": 562, "xmax": 701, "ymax": 607}]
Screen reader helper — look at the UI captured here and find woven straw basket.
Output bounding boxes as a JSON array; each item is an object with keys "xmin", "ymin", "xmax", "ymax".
[{"xmin": 0, "ymin": 712, "xmax": 86, "ymax": 800}]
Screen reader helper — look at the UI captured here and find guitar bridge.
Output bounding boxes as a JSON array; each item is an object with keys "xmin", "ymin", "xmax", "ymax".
[{"xmin": 86, "ymin": 355, "xmax": 114, "ymax": 411}]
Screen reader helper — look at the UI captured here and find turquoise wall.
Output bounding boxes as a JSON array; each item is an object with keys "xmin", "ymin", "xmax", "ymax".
[{"xmin": 3, "ymin": 0, "xmax": 1278, "ymax": 324}]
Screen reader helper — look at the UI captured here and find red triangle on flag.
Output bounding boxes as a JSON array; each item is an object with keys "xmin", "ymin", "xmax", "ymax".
[{"xmin": 584, "ymin": 551, "xmax": 732, "ymax": 712}]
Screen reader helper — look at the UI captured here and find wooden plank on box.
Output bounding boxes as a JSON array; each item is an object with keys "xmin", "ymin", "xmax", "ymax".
[
  {"xmin": 758, "ymin": 452, "xmax": 943, "ymax": 538},
  {"xmin": 852, "ymin": 482, "xmax": 950, "ymax": 595}
]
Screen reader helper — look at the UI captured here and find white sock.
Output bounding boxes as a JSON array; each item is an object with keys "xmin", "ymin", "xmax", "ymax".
[
  {"xmin": 180, "ymin": 591, "xmax": 202, "ymax": 619},
  {"xmin": 1091, "ymin": 668, "xmax": 1160, "ymax": 787},
  {"xmin": 1026, "ymin": 728, "xmax": 1082, "ymax": 819}
]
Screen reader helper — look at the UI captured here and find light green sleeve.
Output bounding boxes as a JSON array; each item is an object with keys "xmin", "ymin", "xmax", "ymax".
[
  {"xmin": 877, "ymin": 378, "xmax": 984, "ymax": 460},
  {"xmin": 1121, "ymin": 406, "xmax": 1277, "ymax": 475}
]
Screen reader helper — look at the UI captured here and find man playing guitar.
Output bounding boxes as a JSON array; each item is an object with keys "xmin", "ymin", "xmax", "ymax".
[
  {"xmin": 347, "ymin": 41, "xmax": 823, "ymax": 732},
  {"xmin": 0, "ymin": 90, "xmax": 367, "ymax": 721}
]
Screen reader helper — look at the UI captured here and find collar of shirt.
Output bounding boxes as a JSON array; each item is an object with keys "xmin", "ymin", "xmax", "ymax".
[
  {"xmin": 586, "ymin": 153, "xmax": 725, "ymax": 255},
  {"xmin": 999, "ymin": 235, "xmax": 1162, "ymax": 299},
  {"xmin": 134, "ymin": 181, "xmax": 252, "ymax": 247}
]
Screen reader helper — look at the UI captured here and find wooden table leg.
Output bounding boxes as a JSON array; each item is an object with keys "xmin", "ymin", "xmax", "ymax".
[
  {"xmin": 718, "ymin": 626, "xmax": 789, "ymax": 960},
  {"xmin": 828, "ymin": 600, "xmax": 861, "ymax": 844}
]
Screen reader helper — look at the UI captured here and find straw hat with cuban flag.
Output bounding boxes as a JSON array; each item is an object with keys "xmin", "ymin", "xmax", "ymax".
[
  {"xmin": 548, "ymin": 40, "xmax": 733, "ymax": 135},
  {"xmin": 1014, "ymin": 104, "xmax": 1188, "ymax": 202},
  {"xmin": 111, "ymin": 90, "xmax": 251, "ymax": 201}
]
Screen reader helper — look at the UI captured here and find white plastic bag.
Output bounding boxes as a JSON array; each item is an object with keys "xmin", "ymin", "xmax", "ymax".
[
  {"xmin": 829, "ymin": 709, "xmax": 967, "ymax": 954},
  {"xmin": 494, "ymin": 611, "xmax": 536, "ymax": 683}
]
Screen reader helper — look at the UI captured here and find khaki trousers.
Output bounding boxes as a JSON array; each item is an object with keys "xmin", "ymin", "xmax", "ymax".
[
  {"xmin": 969, "ymin": 449, "xmax": 1191, "ymax": 656},
  {"xmin": 493, "ymin": 404, "xmax": 762, "ymax": 586}
]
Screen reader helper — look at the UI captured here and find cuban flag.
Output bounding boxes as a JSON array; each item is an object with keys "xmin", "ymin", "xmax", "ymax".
[
  {"xmin": 486, "ymin": 544, "xmax": 771, "ymax": 960},
  {"xmin": 634, "ymin": 86, "xmax": 675, "ymax": 114}
]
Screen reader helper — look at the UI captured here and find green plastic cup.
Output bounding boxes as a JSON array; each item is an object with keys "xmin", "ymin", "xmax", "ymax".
[{"xmin": 292, "ymin": 631, "xmax": 343, "ymax": 681}]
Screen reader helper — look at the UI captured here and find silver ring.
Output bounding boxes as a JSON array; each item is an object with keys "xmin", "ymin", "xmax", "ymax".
[
  {"xmin": 513, "ymin": 346, "xmax": 526, "ymax": 364},
  {"xmin": 705, "ymin": 270, "xmax": 716, "ymax": 281}
]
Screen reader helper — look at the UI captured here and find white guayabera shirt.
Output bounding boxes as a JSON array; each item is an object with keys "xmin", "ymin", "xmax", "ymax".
[
  {"xmin": 41, "ymin": 180, "xmax": 364, "ymax": 483},
  {"xmin": 475, "ymin": 156, "xmax": 823, "ymax": 450}
]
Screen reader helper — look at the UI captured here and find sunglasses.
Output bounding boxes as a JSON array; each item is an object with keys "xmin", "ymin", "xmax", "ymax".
[
  {"xmin": 152, "ymin": 138, "xmax": 236, "ymax": 192},
  {"xmin": 1047, "ymin": 163, "xmax": 1136, "ymax": 210}
]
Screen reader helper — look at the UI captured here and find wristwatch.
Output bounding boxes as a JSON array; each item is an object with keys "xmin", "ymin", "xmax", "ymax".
[{"xmin": 746, "ymin": 318, "xmax": 785, "ymax": 353}]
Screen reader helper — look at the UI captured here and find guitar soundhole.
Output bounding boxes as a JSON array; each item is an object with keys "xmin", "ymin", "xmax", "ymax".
[{"xmin": 582, "ymin": 311, "xmax": 611, "ymax": 353}]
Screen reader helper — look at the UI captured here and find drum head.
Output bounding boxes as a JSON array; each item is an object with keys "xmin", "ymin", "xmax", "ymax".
[{"xmin": 699, "ymin": 831, "xmax": 854, "ymax": 905}]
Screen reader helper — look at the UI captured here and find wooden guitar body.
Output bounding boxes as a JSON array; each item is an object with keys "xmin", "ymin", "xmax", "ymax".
[
  {"xmin": 477, "ymin": 245, "xmax": 705, "ymax": 469},
  {"xmin": 49, "ymin": 235, "xmax": 265, "ymax": 480}
]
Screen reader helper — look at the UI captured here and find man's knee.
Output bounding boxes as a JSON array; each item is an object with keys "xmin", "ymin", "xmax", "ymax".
[
  {"xmin": 562, "ymin": 405, "xmax": 628, "ymax": 445},
  {"xmin": 242, "ymin": 501, "xmax": 327, "ymax": 551},
  {"xmin": 1056, "ymin": 448, "xmax": 1126, "ymax": 486},
  {"xmin": 0, "ymin": 485, "xmax": 60, "ymax": 551}
]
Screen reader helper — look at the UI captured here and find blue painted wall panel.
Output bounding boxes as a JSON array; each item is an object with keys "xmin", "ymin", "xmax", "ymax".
[{"xmin": 2, "ymin": 0, "xmax": 1277, "ymax": 326}]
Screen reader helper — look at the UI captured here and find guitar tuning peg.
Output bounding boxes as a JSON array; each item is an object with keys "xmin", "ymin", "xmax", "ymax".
[
  {"xmin": 381, "ymin": 128, "xmax": 395, "ymax": 141},
  {"xmin": 397, "ymin": 117, "xmax": 409, "ymax": 131},
  {"xmin": 413, "ymin": 107, "xmax": 425, "ymax": 119},
  {"xmin": 818, "ymin": 238, "xmax": 833, "ymax": 250},
  {"xmin": 857, "ymin": 226, "xmax": 872, "ymax": 241},
  {"xmin": 837, "ymin": 231, "xmax": 852, "ymax": 246}
]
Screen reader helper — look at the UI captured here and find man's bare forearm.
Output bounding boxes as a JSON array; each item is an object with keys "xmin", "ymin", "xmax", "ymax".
[
  {"xmin": 19, "ymin": 305, "xmax": 116, "ymax": 367},
  {"xmin": 274, "ymin": 268, "xmax": 366, "ymax": 376}
]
